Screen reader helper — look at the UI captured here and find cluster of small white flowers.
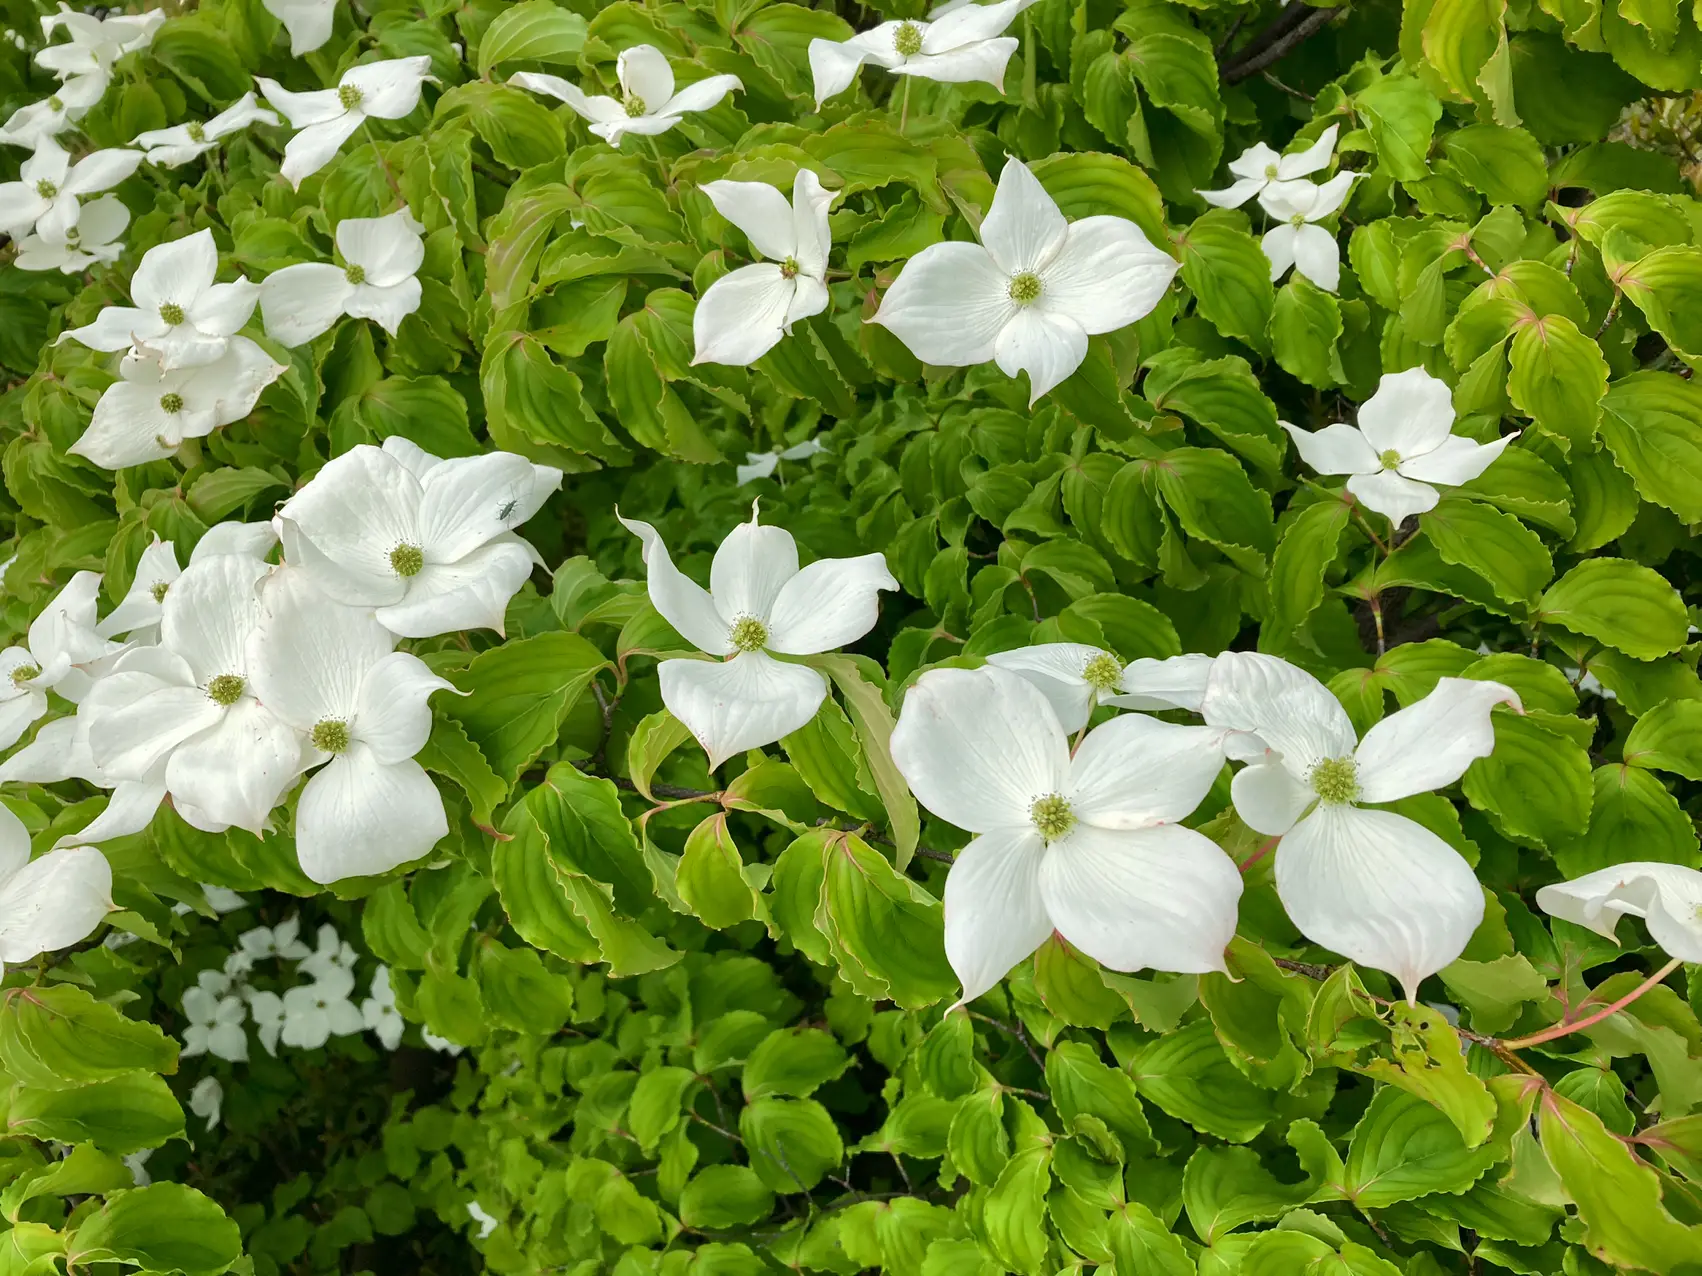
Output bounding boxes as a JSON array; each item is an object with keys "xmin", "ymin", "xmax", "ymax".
[{"xmin": 0, "ymin": 437, "xmax": 559, "ymax": 884}]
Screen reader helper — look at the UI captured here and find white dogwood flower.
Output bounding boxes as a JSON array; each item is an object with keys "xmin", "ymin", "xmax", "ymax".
[
  {"xmin": 238, "ymin": 916, "xmax": 312, "ymax": 963},
  {"xmin": 247, "ymin": 569, "xmax": 453, "ymax": 883},
  {"xmin": 182, "ymin": 970, "xmax": 249, "ymax": 1062},
  {"xmin": 79, "ymin": 554, "xmax": 305, "ymax": 834},
  {"xmin": 71, "ymin": 336, "xmax": 286, "ymax": 470},
  {"xmin": 871, "ymin": 157, "xmax": 1177, "ymax": 405},
  {"xmin": 280, "ymin": 966, "xmax": 364, "ymax": 1048},
  {"xmin": 1198, "ymin": 124, "xmax": 1340, "ymax": 209},
  {"xmin": 892, "ymin": 666, "xmax": 1241, "ymax": 1004},
  {"xmin": 261, "ymin": 0, "xmax": 338, "ymax": 56},
  {"xmin": 984, "ymin": 645, "xmax": 1225, "ymax": 733},
  {"xmin": 1202, "ymin": 652, "xmax": 1520, "ymax": 998},
  {"xmin": 275, "ymin": 440, "xmax": 557, "ymax": 637},
  {"xmin": 299, "ymin": 922, "xmax": 358, "ymax": 981},
  {"xmin": 188, "ymin": 1076, "xmax": 223, "ymax": 1130},
  {"xmin": 133, "ymin": 92, "xmax": 280, "ymax": 167},
  {"xmin": 0, "ymin": 803, "xmax": 110, "ymax": 974},
  {"xmin": 12, "ymin": 194, "xmax": 127, "ymax": 272},
  {"xmin": 1282, "ymin": 367, "xmax": 1516, "ymax": 528},
  {"xmin": 0, "ymin": 73, "xmax": 109, "ymax": 148},
  {"xmin": 808, "ymin": 0, "xmax": 1035, "ymax": 106},
  {"xmin": 257, "ymin": 57, "xmax": 435, "ymax": 188},
  {"xmin": 738, "ymin": 437, "xmax": 826, "ymax": 486},
  {"xmin": 247, "ymin": 990, "xmax": 284, "ymax": 1054},
  {"xmin": 362, "ymin": 965, "xmax": 404, "ymax": 1049},
  {"xmin": 260, "ymin": 209, "xmax": 424, "ymax": 346},
  {"xmin": 0, "ymin": 136, "xmax": 140, "ymax": 240},
  {"xmin": 621, "ymin": 505, "xmax": 898, "ymax": 768},
  {"xmin": 97, "ymin": 539, "xmax": 180, "ymax": 641},
  {"xmin": 511, "ymin": 45, "xmax": 741, "ymax": 147},
  {"xmin": 61, "ymin": 229, "xmax": 263, "ymax": 368},
  {"xmin": 0, "ymin": 571, "xmax": 117, "ymax": 748},
  {"xmin": 36, "ymin": 3, "xmax": 163, "ymax": 79},
  {"xmin": 693, "ymin": 169, "xmax": 836, "ymax": 366},
  {"xmin": 1537, "ymin": 863, "xmax": 1702, "ymax": 963},
  {"xmin": 1257, "ymin": 172, "xmax": 1357, "ymax": 291}
]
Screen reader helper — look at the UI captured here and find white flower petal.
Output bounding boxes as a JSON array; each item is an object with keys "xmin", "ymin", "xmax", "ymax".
[
  {"xmin": 791, "ymin": 168, "xmax": 834, "ymax": 280},
  {"xmin": 980, "ymin": 157, "xmax": 1067, "ymax": 275},
  {"xmin": 618, "ymin": 45, "xmax": 676, "ymax": 109},
  {"xmin": 71, "ymin": 381, "xmax": 180, "ymax": 469},
  {"xmin": 262, "ymin": 0, "xmax": 336, "ymax": 55},
  {"xmin": 764, "ymin": 553, "xmax": 898, "ymax": 654},
  {"xmin": 618, "ymin": 515, "xmax": 734, "ymax": 655},
  {"xmin": 296, "ymin": 747, "xmax": 447, "ymax": 883},
  {"xmin": 1227, "ymin": 142, "xmax": 1283, "ymax": 181},
  {"xmin": 344, "ymin": 279, "xmax": 421, "ymax": 336},
  {"xmin": 249, "ymin": 565, "xmax": 395, "ymax": 731},
  {"xmin": 352, "ymin": 652, "xmax": 452, "ymax": 764},
  {"xmin": 1289, "ymin": 223, "xmax": 1341, "ymax": 292},
  {"xmin": 0, "ymin": 691, "xmax": 46, "ymax": 752},
  {"xmin": 276, "ymin": 446, "xmax": 419, "ymax": 605},
  {"xmin": 1276, "ymin": 124, "xmax": 1339, "ymax": 179},
  {"xmin": 690, "ymin": 264, "xmax": 795, "ymax": 367},
  {"xmin": 898, "ymin": 37, "xmax": 1020, "ymax": 90},
  {"xmin": 993, "ymin": 305, "xmax": 1088, "ymax": 406},
  {"xmin": 1197, "ymin": 176, "xmax": 1266, "ymax": 209},
  {"xmin": 1354, "ymin": 677, "xmax": 1522, "ymax": 803},
  {"xmin": 131, "ymin": 227, "xmax": 216, "ymax": 312},
  {"xmin": 261, "ymin": 263, "xmax": 354, "ymax": 346},
  {"xmin": 1040, "ymin": 216, "xmax": 1177, "ymax": 335},
  {"xmin": 376, "ymin": 537, "xmax": 536, "ymax": 638},
  {"xmin": 658, "ymin": 651, "xmax": 828, "ymax": 769},
  {"xmin": 1356, "ymin": 367, "xmax": 1456, "ymax": 459},
  {"xmin": 1230, "ymin": 759, "xmax": 1315, "ymax": 836},
  {"xmin": 709, "ymin": 510, "xmax": 798, "ymax": 625},
  {"xmin": 1308, "ymin": 170, "xmax": 1358, "ymax": 218},
  {"xmin": 508, "ymin": 72, "xmax": 625, "ymax": 124},
  {"xmin": 63, "ymin": 147, "xmax": 140, "ymax": 197},
  {"xmin": 784, "ymin": 274, "xmax": 829, "ymax": 329},
  {"xmin": 984, "ymin": 643, "xmax": 1103, "ymax": 733},
  {"xmin": 1281, "ymin": 421, "xmax": 1381, "ymax": 476},
  {"xmin": 658, "ymin": 73, "xmax": 741, "ymax": 117},
  {"xmin": 890, "ymin": 666, "xmax": 1070, "ymax": 833},
  {"xmin": 0, "ymin": 844, "xmax": 111, "ymax": 963},
  {"xmin": 1201, "ymin": 651, "xmax": 1356, "ymax": 777},
  {"xmin": 1276, "ymin": 805, "xmax": 1484, "ymax": 1000},
  {"xmin": 337, "ymin": 210, "xmax": 423, "ymax": 287},
  {"xmin": 871, "ymin": 240, "xmax": 1013, "ymax": 367},
  {"xmin": 943, "ymin": 826, "xmax": 1051, "ymax": 1005},
  {"xmin": 1345, "ymin": 469, "xmax": 1439, "ymax": 527},
  {"xmin": 1068, "ymin": 715, "xmax": 1225, "ymax": 828},
  {"xmin": 1261, "ymin": 224, "xmax": 1297, "ymax": 282},
  {"xmin": 415, "ymin": 451, "xmax": 539, "ymax": 564},
  {"xmin": 163, "ymin": 700, "xmax": 304, "ymax": 834},
  {"xmin": 343, "ymin": 56, "xmax": 433, "ymax": 120},
  {"xmin": 701, "ymin": 179, "xmax": 797, "ymax": 261},
  {"xmin": 161, "ymin": 553, "xmax": 268, "ymax": 685},
  {"xmin": 1536, "ymin": 862, "xmax": 1702, "ymax": 962},
  {"xmin": 0, "ymin": 718, "xmax": 96, "ymax": 784},
  {"xmin": 255, "ymin": 78, "xmax": 344, "ymax": 127},
  {"xmin": 280, "ymin": 112, "xmax": 363, "ymax": 188},
  {"xmin": 1396, "ymin": 433, "xmax": 1515, "ymax": 486},
  {"xmin": 809, "ymin": 30, "xmax": 894, "ymax": 105},
  {"xmin": 1105, "ymin": 652, "xmax": 1216, "ymax": 713},
  {"xmin": 59, "ymin": 781, "xmax": 164, "ymax": 846}
]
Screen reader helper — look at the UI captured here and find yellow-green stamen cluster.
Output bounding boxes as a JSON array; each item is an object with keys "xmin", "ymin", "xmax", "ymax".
[
  {"xmin": 312, "ymin": 719, "xmax": 351, "ymax": 753},
  {"xmin": 390, "ymin": 543, "xmax": 424, "ymax": 577},
  {"xmin": 159, "ymin": 302, "xmax": 185, "ymax": 326},
  {"xmin": 345, "ymin": 263, "xmax": 366, "ymax": 286},
  {"xmin": 1310, "ymin": 756, "xmax": 1360, "ymax": 805},
  {"xmin": 1008, "ymin": 272, "xmax": 1042, "ymax": 305},
  {"xmin": 781, "ymin": 256, "xmax": 799, "ymax": 280},
  {"xmin": 159, "ymin": 393, "xmax": 184, "ymax": 414},
  {"xmin": 1378, "ymin": 449, "xmax": 1401, "ymax": 469},
  {"xmin": 47, "ymin": 96, "xmax": 62, "ymax": 112},
  {"xmin": 729, "ymin": 615, "xmax": 768, "ymax": 653},
  {"xmin": 1081, "ymin": 651, "xmax": 1123, "ymax": 694},
  {"xmin": 207, "ymin": 673, "xmax": 246, "ymax": 706},
  {"xmin": 894, "ymin": 22, "xmax": 923, "ymax": 55},
  {"xmin": 10, "ymin": 663, "xmax": 40, "ymax": 686},
  {"xmin": 187, "ymin": 122, "xmax": 205, "ymax": 142},
  {"xmin": 1031, "ymin": 793, "xmax": 1075, "ymax": 842},
  {"xmin": 36, "ymin": 180, "xmax": 56, "ymax": 199},
  {"xmin": 624, "ymin": 96, "xmax": 647, "ymax": 117},
  {"xmin": 338, "ymin": 83, "xmax": 363, "ymax": 110},
  {"xmin": 151, "ymin": 581, "xmax": 170, "ymax": 603}
]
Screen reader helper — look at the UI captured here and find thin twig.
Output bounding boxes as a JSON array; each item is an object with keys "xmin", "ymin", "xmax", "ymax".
[
  {"xmin": 1503, "ymin": 957, "xmax": 1685, "ymax": 1050},
  {"xmin": 1222, "ymin": 4, "xmax": 1339, "ymax": 85},
  {"xmin": 968, "ymin": 1011, "xmax": 1045, "ymax": 1071}
]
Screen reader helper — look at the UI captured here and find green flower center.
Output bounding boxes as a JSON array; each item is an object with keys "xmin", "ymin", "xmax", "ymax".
[
  {"xmin": 1008, "ymin": 271, "xmax": 1042, "ymax": 305},
  {"xmin": 338, "ymin": 83, "xmax": 363, "ymax": 110},
  {"xmin": 1031, "ymin": 793, "xmax": 1075, "ymax": 842},
  {"xmin": 206, "ymin": 673, "xmax": 246, "ymax": 706},
  {"xmin": 36, "ymin": 180, "xmax": 57, "ymax": 199},
  {"xmin": 187, "ymin": 122, "xmax": 205, "ymax": 142},
  {"xmin": 312, "ymin": 718, "xmax": 351, "ymax": 753},
  {"xmin": 1081, "ymin": 651, "xmax": 1123, "ymax": 694},
  {"xmin": 390, "ymin": 543, "xmax": 424, "ymax": 577},
  {"xmin": 729, "ymin": 615, "xmax": 768, "ymax": 653},
  {"xmin": 624, "ymin": 95, "xmax": 647, "ymax": 117},
  {"xmin": 1310, "ymin": 756, "xmax": 1360, "ymax": 805},
  {"xmin": 150, "ymin": 581, "xmax": 170, "ymax": 603},
  {"xmin": 48, "ymin": 96, "xmax": 63, "ymax": 112},
  {"xmin": 1264, "ymin": 163, "xmax": 1278, "ymax": 179},
  {"xmin": 894, "ymin": 22, "xmax": 923, "ymax": 56},
  {"xmin": 780, "ymin": 256, "xmax": 799, "ymax": 280},
  {"xmin": 10, "ymin": 663, "xmax": 40, "ymax": 686},
  {"xmin": 159, "ymin": 302, "xmax": 185, "ymax": 326},
  {"xmin": 64, "ymin": 226, "xmax": 80, "ymax": 243},
  {"xmin": 1378, "ymin": 449, "xmax": 1401, "ymax": 469},
  {"xmin": 344, "ymin": 263, "xmax": 366, "ymax": 285},
  {"xmin": 159, "ymin": 393, "xmax": 184, "ymax": 414},
  {"xmin": 1289, "ymin": 213, "xmax": 1307, "ymax": 227}
]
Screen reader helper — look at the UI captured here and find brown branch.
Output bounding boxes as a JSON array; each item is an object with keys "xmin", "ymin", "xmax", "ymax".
[{"xmin": 1222, "ymin": 3, "xmax": 1340, "ymax": 85}]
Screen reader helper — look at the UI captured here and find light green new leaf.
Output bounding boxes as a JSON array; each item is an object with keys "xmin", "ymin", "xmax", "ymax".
[{"xmin": 1536, "ymin": 557, "xmax": 1690, "ymax": 659}]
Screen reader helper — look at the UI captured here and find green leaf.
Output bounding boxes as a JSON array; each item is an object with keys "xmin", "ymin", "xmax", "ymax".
[
  {"xmin": 1178, "ymin": 210, "xmax": 1275, "ymax": 353},
  {"xmin": 1106, "ymin": 1202, "xmax": 1195, "ymax": 1276},
  {"xmin": 1442, "ymin": 125, "xmax": 1549, "ymax": 204},
  {"xmin": 1182, "ymin": 1145, "xmax": 1319, "ymax": 1244},
  {"xmin": 1598, "ymin": 371, "xmax": 1702, "ymax": 523},
  {"xmin": 0, "ymin": 986, "xmax": 178, "ymax": 1089},
  {"xmin": 1270, "ymin": 275, "xmax": 1345, "ymax": 389},
  {"xmin": 1046, "ymin": 1041, "xmax": 1155, "ymax": 1157},
  {"xmin": 1343, "ymin": 1088, "xmax": 1502, "ymax": 1209},
  {"xmin": 68, "ymin": 1184, "xmax": 241, "ymax": 1276},
  {"xmin": 416, "ymin": 712, "xmax": 507, "ymax": 833},
  {"xmin": 983, "ymin": 1146, "xmax": 1052, "ymax": 1276},
  {"xmin": 1268, "ymin": 498, "xmax": 1352, "ymax": 634},
  {"xmin": 1536, "ymin": 557, "xmax": 1690, "ymax": 659},
  {"xmin": 1355, "ymin": 73, "xmax": 1444, "ymax": 181},
  {"xmin": 1625, "ymin": 698, "xmax": 1702, "ymax": 780},
  {"xmin": 679, "ymin": 1166, "xmax": 774, "ymax": 1229},
  {"xmin": 477, "ymin": 943, "xmax": 574, "ymax": 1036},
  {"xmin": 741, "ymin": 1097, "xmax": 844, "ymax": 1193},
  {"xmin": 743, "ymin": 1028, "xmax": 851, "ymax": 1102},
  {"xmin": 475, "ymin": 0, "xmax": 588, "ymax": 75},
  {"xmin": 446, "ymin": 631, "xmax": 610, "ymax": 784},
  {"xmin": 1619, "ymin": 245, "xmax": 1702, "ymax": 359},
  {"xmin": 1462, "ymin": 709, "xmax": 1594, "ymax": 843},
  {"xmin": 1419, "ymin": 497, "xmax": 1552, "ymax": 604},
  {"xmin": 806, "ymin": 654, "xmax": 919, "ymax": 869},
  {"xmin": 676, "ymin": 811, "xmax": 762, "ymax": 930},
  {"xmin": 1130, "ymin": 1020, "xmax": 1275, "ymax": 1143},
  {"xmin": 818, "ymin": 833, "xmax": 956, "ymax": 1009},
  {"xmin": 1031, "ymin": 151, "xmax": 1170, "ymax": 249},
  {"xmin": 7, "ymin": 1074, "xmax": 184, "ymax": 1154},
  {"xmin": 1153, "ymin": 448, "xmax": 1276, "ymax": 573},
  {"xmin": 628, "ymin": 1066, "xmax": 696, "ymax": 1153},
  {"xmin": 1507, "ymin": 312, "xmax": 1609, "ymax": 449},
  {"xmin": 1554, "ymin": 764, "xmax": 1700, "ymax": 877}
]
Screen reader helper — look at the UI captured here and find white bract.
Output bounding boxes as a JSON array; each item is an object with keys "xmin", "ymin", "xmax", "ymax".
[
  {"xmin": 37, "ymin": 4, "xmax": 163, "ymax": 79},
  {"xmin": 0, "ymin": 803, "xmax": 111, "ymax": 974},
  {"xmin": 188, "ymin": 1076, "xmax": 223, "ymax": 1130},
  {"xmin": 182, "ymin": 970, "xmax": 249, "ymax": 1062},
  {"xmin": 1198, "ymin": 125, "xmax": 1339, "ymax": 209},
  {"xmin": 260, "ymin": 209, "xmax": 424, "ymax": 346},
  {"xmin": 275, "ymin": 438, "xmax": 559, "ymax": 637},
  {"xmin": 97, "ymin": 538, "xmax": 181, "ymax": 642},
  {"xmin": 247, "ymin": 990, "xmax": 285, "ymax": 1054},
  {"xmin": 239, "ymin": 917, "xmax": 312, "ymax": 963},
  {"xmin": 261, "ymin": 0, "xmax": 338, "ymax": 56},
  {"xmin": 1537, "ymin": 862, "xmax": 1702, "ymax": 963},
  {"xmin": 0, "ymin": 73, "xmax": 109, "ymax": 149},
  {"xmin": 621, "ymin": 505, "xmax": 898, "ymax": 768},
  {"xmin": 133, "ymin": 92, "xmax": 280, "ymax": 167},
  {"xmin": 693, "ymin": 169, "xmax": 836, "ymax": 367},
  {"xmin": 0, "ymin": 136, "xmax": 140, "ymax": 240},
  {"xmin": 71, "ymin": 337, "xmax": 287, "ymax": 470},
  {"xmin": 61, "ymin": 229, "xmax": 264, "ymax": 368},
  {"xmin": 247, "ymin": 569, "xmax": 453, "ymax": 883},
  {"xmin": 510, "ymin": 45, "xmax": 741, "ymax": 147},
  {"xmin": 279, "ymin": 966, "xmax": 363, "ymax": 1048},
  {"xmin": 362, "ymin": 965, "xmax": 404, "ymax": 1049},
  {"xmin": 257, "ymin": 57, "xmax": 435, "ymax": 189},
  {"xmin": 871, "ymin": 158, "xmax": 1178, "ymax": 405},
  {"xmin": 985, "ymin": 645, "xmax": 1220, "ymax": 733},
  {"xmin": 737, "ymin": 437, "xmax": 826, "ymax": 486},
  {"xmin": 80, "ymin": 554, "xmax": 305, "ymax": 835},
  {"xmin": 1283, "ymin": 368, "xmax": 1516, "ymax": 528},
  {"xmin": 1201, "ymin": 652, "xmax": 1520, "ymax": 998},
  {"xmin": 0, "ymin": 571, "xmax": 117, "ymax": 748},
  {"xmin": 891, "ymin": 666, "xmax": 1242, "ymax": 1005},
  {"xmin": 13, "ymin": 194, "xmax": 128, "ymax": 272},
  {"xmin": 1257, "ymin": 172, "xmax": 1356, "ymax": 291},
  {"xmin": 300, "ymin": 921, "xmax": 358, "ymax": 981},
  {"xmin": 809, "ymin": 0, "xmax": 1034, "ymax": 106}
]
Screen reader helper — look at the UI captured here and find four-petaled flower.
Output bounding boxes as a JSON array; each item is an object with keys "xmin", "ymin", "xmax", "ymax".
[
  {"xmin": 891, "ymin": 665, "xmax": 1243, "ymax": 1005},
  {"xmin": 182, "ymin": 969, "xmax": 250, "ymax": 1062},
  {"xmin": 0, "ymin": 571, "xmax": 118, "ymax": 748},
  {"xmin": 986, "ymin": 644, "xmax": 1219, "ymax": 733},
  {"xmin": 279, "ymin": 965, "xmax": 364, "ymax": 1048},
  {"xmin": 693, "ymin": 169, "xmax": 837, "ymax": 367},
  {"xmin": 1198, "ymin": 125, "xmax": 1339, "ymax": 209},
  {"xmin": 12, "ymin": 194, "xmax": 127, "ymax": 273},
  {"xmin": 1282, "ymin": 367, "xmax": 1516, "ymax": 528},
  {"xmin": 134, "ymin": 92, "xmax": 280, "ymax": 167},
  {"xmin": 261, "ymin": 209, "xmax": 426, "ymax": 346},
  {"xmin": 361, "ymin": 965, "xmax": 405, "ymax": 1049},
  {"xmin": 809, "ymin": 0, "xmax": 1036, "ymax": 107},
  {"xmin": 0, "ymin": 136, "xmax": 140, "ymax": 241},
  {"xmin": 621, "ymin": 504, "xmax": 898, "ymax": 768},
  {"xmin": 1201, "ymin": 652, "xmax": 1521, "ymax": 999},
  {"xmin": 1537, "ymin": 862, "xmax": 1702, "ymax": 963},
  {"xmin": 0, "ymin": 72, "xmax": 109, "ymax": 149},
  {"xmin": 737, "ymin": 437, "xmax": 826, "ymax": 486},
  {"xmin": 511, "ymin": 45, "xmax": 742, "ymax": 147},
  {"xmin": 1257, "ymin": 172, "xmax": 1357, "ymax": 291},
  {"xmin": 257, "ymin": 57, "xmax": 436, "ymax": 189},
  {"xmin": 871, "ymin": 158, "xmax": 1178, "ymax": 405}
]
